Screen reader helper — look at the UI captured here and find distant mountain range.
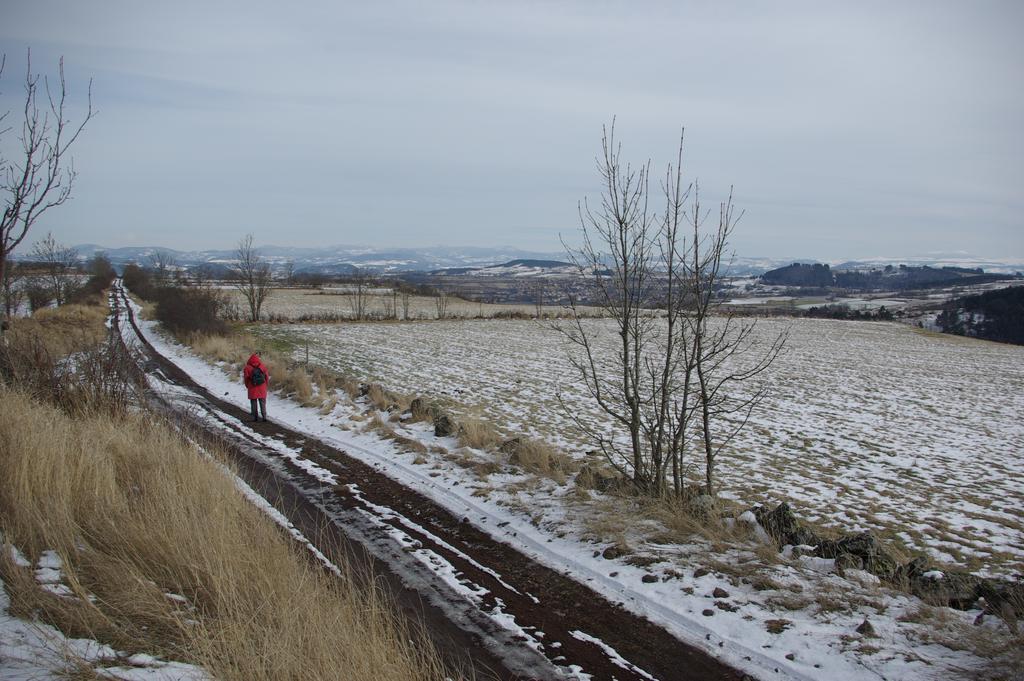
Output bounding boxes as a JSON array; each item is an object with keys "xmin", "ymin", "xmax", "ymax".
[
  {"xmin": 18, "ymin": 243, "xmax": 1023, "ymax": 278},
  {"xmin": 63, "ymin": 244, "xmax": 574, "ymax": 275}
]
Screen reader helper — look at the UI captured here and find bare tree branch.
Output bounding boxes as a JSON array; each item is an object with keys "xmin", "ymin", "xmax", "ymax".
[
  {"xmin": 1, "ymin": 51, "xmax": 94, "ymax": 316},
  {"xmin": 559, "ymin": 123, "xmax": 788, "ymax": 501},
  {"xmin": 232, "ymin": 234, "xmax": 272, "ymax": 322}
]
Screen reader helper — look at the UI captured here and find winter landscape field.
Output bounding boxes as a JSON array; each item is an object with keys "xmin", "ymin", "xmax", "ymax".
[
  {"xmin": 259, "ymin": 316, "xmax": 1024, "ymax": 579},
  {"xmin": 223, "ymin": 287, "xmax": 568, "ymax": 320}
]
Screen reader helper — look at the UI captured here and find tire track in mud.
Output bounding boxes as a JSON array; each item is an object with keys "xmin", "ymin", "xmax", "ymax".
[{"xmin": 110, "ymin": 283, "xmax": 750, "ymax": 681}]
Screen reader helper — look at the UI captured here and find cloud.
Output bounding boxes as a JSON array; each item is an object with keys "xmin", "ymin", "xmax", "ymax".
[{"xmin": 1, "ymin": 0, "xmax": 1021, "ymax": 258}]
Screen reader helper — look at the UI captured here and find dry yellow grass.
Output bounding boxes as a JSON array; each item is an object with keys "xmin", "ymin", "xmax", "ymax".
[
  {"xmin": 0, "ymin": 389, "xmax": 456, "ymax": 680},
  {"xmin": 3, "ymin": 303, "xmax": 108, "ymax": 358},
  {"xmin": 505, "ymin": 438, "xmax": 575, "ymax": 484},
  {"xmin": 187, "ymin": 332, "xmax": 239, "ymax": 364},
  {"xmin": 366, "ymin": 383, "xmax": 397, "ymax": 411},
  {"xmin": 458, "ymin": 417, "xmax": 504, "ymax": 451}
]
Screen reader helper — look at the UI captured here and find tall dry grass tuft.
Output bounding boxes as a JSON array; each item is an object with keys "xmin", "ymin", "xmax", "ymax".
[
  {"xmin": 3, "ymin": 303, "xmax": 109, "ymax": 357},
  {"xmin": 505, "ymin": 438, "xmax": 576, "ymax": 484},
  {"xmin": 273, "ymin": 362, "xmax": 315, "ymax": 405},
  {"xmin": 0, "ymin": 389, "xmax": 456, "ymax": 680},
  {"xmin": 187, "ymin": 332, "xmax": 239, "ymax": 365},
  {"xmin": 458, "ymin": 417, "xmax": 504, "ymax": 451}
]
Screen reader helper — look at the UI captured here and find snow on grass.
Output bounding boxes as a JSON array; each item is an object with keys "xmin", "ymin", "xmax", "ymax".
[
  {"xmin": 260, "ymin": 317, "xmax": 1024, "ymax": 578},
  {"xmin": 119, "ymin": 293, "xmax": 1024, "ymax": 681},
  {"xmin": 1, "ymin": 544, "xmax": 209, "ymax": 680}
]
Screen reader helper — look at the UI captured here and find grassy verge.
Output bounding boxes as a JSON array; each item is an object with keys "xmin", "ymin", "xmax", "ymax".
[{"xmin": 0, "ymin": 302, "xmax": 456, "ymax": 680}]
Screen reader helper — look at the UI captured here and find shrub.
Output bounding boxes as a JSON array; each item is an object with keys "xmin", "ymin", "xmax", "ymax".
[
  {"xmin": 457, "ymin": 417, "xmax": 503, "ymax": 450},
  {"xmin": 25, "ymin": 280, "xmax": 53, "ymax": 312},
  {"xmin": 122, "ymin": 263, "xmax": 153, "ymax": 300},
  {"xmin": 153, "ymin": 286, "xmax": 229, "ymax": 338}
]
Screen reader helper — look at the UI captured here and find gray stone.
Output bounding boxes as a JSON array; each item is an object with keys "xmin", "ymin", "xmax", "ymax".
[
  {"xmin": 753, "ymin": 502, "xmax": 821, "ymax": 547},
  {"xmin": 816, "ymin": 532, "xmax": 899, "ymax": 580},
  {"xmin": 855, "ymin": 619, "xmax": 876, "ymax": 637},
  {"xmin": 602, "ymin": 546, "xmax": 623, "ymax": 560},
  {"xmin": 433, "ymin": 413, "xmax": 455, "ymax": 437},
  {"xmin": 979, "ymin": 579, "xmax": 1024, "ymax": 618}
]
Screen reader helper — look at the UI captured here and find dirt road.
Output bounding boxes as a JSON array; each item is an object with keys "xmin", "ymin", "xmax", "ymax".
[{"xmin": 111, "ymin": 283, "xmax": 751, "ymax": 681}]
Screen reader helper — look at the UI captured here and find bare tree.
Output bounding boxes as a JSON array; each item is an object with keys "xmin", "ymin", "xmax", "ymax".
[
  {"xmin": 434, "ymin": 290, "xmax": 449, "ymax": 319},
  {"xmin": 560, "ymin": 123, "xmax": 786, "ymax": 500},
  {"xmin": 1, "ymin": 52, "xmax": 93, "ymax": 320},
  {"xmin": 400, "ymin": 288, "xmax": 411, "ymax": 320},
  {"xmin": 148, "ymin": 249, "xmax": 177, "ymax": 286},
  {"xmin": 531, "ymin": 280, "xmax": 547, "ymax": 318},
  {"xmin": 30, "ymin": 232, "xmax": 79, "ymax": 305},
  {"xmin": 233, "ymin": 234, "xmax": 272, "ymax": 322},
  {"xmin": 683, "ymin": 188, "xmax": 787, "ymax": 499},
  {"xmin": 282, "ymin": 259, "xmax": 295, "ymax": 286},
  {"xmin": 381, "ymin": 291, "xmax": 395, "ymax": 319},
  {"xmin": 347, "ymin": 269, "xmax": 369, "ymax": 320}
]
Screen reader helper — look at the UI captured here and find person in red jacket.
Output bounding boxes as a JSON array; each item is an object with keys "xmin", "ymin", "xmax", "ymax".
[{"xmin": 243, "ymin": 352, "xmax": 270, "ymax": 422}]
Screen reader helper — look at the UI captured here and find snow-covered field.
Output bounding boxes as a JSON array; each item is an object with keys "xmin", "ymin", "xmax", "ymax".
[
  {"xmin": 260, "ymin": 317, "xmax": 1024, "ymax": 578},
  {"xmin": 224, "ymin": 287, "xmax": 569, "ymax": 320},
  {"xmin": 124, "ymin": 296, "xmax": 1023, "ymax": 681}
]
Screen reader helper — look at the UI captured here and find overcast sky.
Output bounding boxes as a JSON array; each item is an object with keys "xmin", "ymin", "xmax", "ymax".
[{"xmin": 2, "ymin": 0, "xmax": 1021, "ymax": 260}]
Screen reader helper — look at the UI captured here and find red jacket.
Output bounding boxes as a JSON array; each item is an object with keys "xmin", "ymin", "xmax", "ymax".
[{"xmin": 243, "ymin": 354, "xmax": 269, "ymax": 399}]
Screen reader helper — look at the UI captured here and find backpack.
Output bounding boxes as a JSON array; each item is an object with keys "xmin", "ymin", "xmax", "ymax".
[{"xmin": 251, "ymin": 366, "xmax": 266, "ymax": 386}]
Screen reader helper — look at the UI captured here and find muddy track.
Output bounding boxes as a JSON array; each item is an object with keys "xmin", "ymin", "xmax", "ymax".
[{"xmin": 110, "ymin": 285, "xmax": 751, "ymax": 681}]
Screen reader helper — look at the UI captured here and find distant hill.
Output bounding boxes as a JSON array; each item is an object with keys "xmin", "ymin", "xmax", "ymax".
[
  {"xmin": 760, "ymin": 263, "xmax": 835, "ymax": 287},
  {"xmin": 936, "ymin": 286, "xmax": 1024, "ymax": 345},
  {"xmin": 431, "ymin": 259, "xmax": 577, "ymax": 277},
  {"xmin": 761, "ymin": 262, "xmax": 1019, "ymax": 291},
  {"xmin": 14, "ymin": 242, "xmax": 1022, "ymax": 279},
  {"xmin": 50, "ymin": 244, "xmax": 574, "ymax": 275}
]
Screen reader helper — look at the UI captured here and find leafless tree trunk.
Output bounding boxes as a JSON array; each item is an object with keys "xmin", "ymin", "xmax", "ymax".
[
  {"xmin": 434, "ymin": 290, "xmax": 449, "ymax": 319},
  {"xmin": 1, "ymin": 259, "xmax": 25, "ymax": 317},
  {"xmin": 532, "ymin": 281, "xmax": 547, "ymax": 318},
  {"xmin": 283, "ymin": 259, "xmax": 295, "ymax": 286},
  {"xmin": 683, "ymin": 188, "xmax": 788, "ymax": 499},
  {"xmin": 381, "ymin": 287, "xmax": 396, "ymax": 319},
  {"xmin": 559, "ymin": 122, "xmax": 660, "ymax": 493},
  {"xmin": 561, "ymin": 123, "xmax": 786, "ymax": 501},
  {"xmin": 30, "ymin": 232, "xmax": 78, "ymax": 305},
  {"xmin": 400, "ymin": 290, "xmax": 411, "ymax": 320},
  {"xmin": 232, "ymin": 234, "xmax": 272, "ymax": 322},
  {"xmin": 1, "ymin": 52, "xmax": 93, "ymax": 321},
  {"xmin": 348, "ymin": 270, "xmax": 368, "ymax": 320}
]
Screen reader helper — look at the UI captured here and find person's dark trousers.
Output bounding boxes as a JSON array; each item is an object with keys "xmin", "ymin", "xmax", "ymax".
[{"xmin": 250, "ymin": 398, "xmax": 267, "ymax": 421}]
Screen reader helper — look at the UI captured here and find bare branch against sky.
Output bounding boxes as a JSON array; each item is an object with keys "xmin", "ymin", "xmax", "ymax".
[{"xmin": 1, "ymin": 0, "xmax": 1020, "ymax": 259}]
